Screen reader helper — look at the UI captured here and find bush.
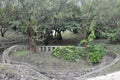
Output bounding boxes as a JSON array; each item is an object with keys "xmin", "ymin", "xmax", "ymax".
[
  {"xmin": 52, "ymin": 44, "xmax": 106, "ymax": 63},
  {"xmin": 89, "ymin": 52, "xmax": 102, "ymax": 63},
  {"xmin": 79, "ymin": 26, "xmax": 107, "ymax": 64},
  {"xmin": 52, "ymin": 46, "xmax": 86, "ymax": 62},
  {"xmin": 107, "ymin": 31, "xmax": 120, "ymax": 44},
  {"xmin": 107, "ymin": 33, "xmax": 118, "ymax": 43},
  {"xmin": 107, "ymin": 29, "xmax": 118, "ymax": 43},
  {"xmin": 89, "ymin": 43, "xmax": 106, "ymax": 63},
  {"xmin": 52, "ymin": 26, "xmax": 106, "ymax": 63}
]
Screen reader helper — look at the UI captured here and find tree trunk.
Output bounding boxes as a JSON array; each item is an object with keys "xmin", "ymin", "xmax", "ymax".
[
  {"xmin": 28, "ymin": 35, "xmax": 36, "ymax": 52},
  {"xmin": 1, "ymin": 32, "xmax": 5, "ymax": 37},
  {"xmin": 27, "ymin": 27, "xmax": 36, "ymax": 53}
]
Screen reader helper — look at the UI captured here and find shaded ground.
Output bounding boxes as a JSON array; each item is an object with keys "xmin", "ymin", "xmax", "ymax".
[
  {"xmin": 49, "ymin": 31, "xmax": 81, "ymax": 46},
  {"xmin": 0, "ymin": 31, "xmax": 26, "ymax": 42}
]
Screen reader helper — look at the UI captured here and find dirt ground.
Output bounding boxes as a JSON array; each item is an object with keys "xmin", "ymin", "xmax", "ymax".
[{"xmin": 10, "ymin": 50, "xmax": 94, "ymax": 71}]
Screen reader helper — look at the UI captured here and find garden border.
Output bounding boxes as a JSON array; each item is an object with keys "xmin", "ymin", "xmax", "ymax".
[
  {"xmin": 2, "ymin": 45, "xmax": 120, "ymax": 80},
  {"xmin": 2, "ymin": 45, "xmax": 54, "ymax": 80}
]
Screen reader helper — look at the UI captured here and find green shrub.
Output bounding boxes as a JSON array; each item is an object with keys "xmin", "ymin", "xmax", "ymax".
[
  {"xmin": 107, "ymin": 31, "xmax": 118, "ymax": 43},
  {"xmin": 52, "ymin": 26, "xmax": 106, "ymax": 63},
  {"xmin": 52, "ymin": 46, "xmax": 86, "ymax": 62},
  {"xmin": 79, "ymin": 26, "xmax": 107, "ymax": 64},
  {"xmin": 89, "ymin": 52, "xmax": 102, "ymax": 63},
  {"xmin": 52, "ymin": 44, "xmax": 106, "ymax": 63},
  {"xmin": 108, "ymin": 33, "xmax": 117, "ymax": 43},
  {"xmin": 95, "ymin": 25, "xmax": 109, "ymax": 39},
  {"xmin": 80, "ymin": 39, "xmax": 88, "ymax": 47},
  {"xmin": 89, "ymin": 44, "xmax": 106, "ymax": 63}
]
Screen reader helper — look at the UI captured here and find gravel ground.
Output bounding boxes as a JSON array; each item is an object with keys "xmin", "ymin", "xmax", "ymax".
[
  {"xmin": 87, "ymin": 71, "xmax": 120, "ymax": 80},
  {"xmin": 0, "ymin": 63, "xmax": 52, "ymax": 80}
]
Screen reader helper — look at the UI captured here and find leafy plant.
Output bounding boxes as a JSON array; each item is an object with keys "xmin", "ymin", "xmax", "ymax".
[
  {"xmin": 107, "ymin": 33, "xmax": 117, "ymax": 43},
  {"xmin": 87, "ymin": 26, "xmax": 106, "ymax": 63},
  {"xmin": 80, "ymin": 39, "xmax": 88, "ymax": 47},
  {"xmin": 80, "ymin": 25, "xmax": 107, "ymax": 63},
  {"xmin": 107, "ymin": 29, "xmax": 118, "ymax": 43},
  {"xmin": 52, "ymin": 46, "xmax": 86, "ymax": 62},
  {"xmin": 89, "ymin": 43, "xmax": 106, "ymax": 63},
  {"xmin": 89, "ymin": 52, "xmax": 102, "ymax": 63}
]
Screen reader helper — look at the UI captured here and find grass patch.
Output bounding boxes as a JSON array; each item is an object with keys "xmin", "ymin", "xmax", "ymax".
[{"xmin": 11, "ymin": 50, "xmax": 30, "ymax": 57}]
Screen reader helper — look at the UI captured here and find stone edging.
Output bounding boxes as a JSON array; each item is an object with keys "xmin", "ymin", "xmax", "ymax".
[
  {"xmin": 76, "ymin": 51, "xmax": 120, "ymax": 80},
  {"xmin": 2, "ymin": 45, "xmax": 53, "ymax": 80},
  {"xmin": 2, "ymin": 45, "xmax": 120, "ymax": 80}
]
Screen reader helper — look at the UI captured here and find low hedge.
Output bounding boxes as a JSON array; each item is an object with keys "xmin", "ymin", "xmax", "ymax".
[
  {"xmin": 52, "ymin": 44, "xmax": 106, "ymax": 63},
  {"xmin": 52, "ymin": 46, "xmax": 86, "ymax": 62}
]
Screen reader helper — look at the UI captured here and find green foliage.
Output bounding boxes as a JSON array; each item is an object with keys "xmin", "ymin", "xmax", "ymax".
[
  {"xmin": 80, "ymin": 39, "xmax": 88, "ymax": 44},
  {"xmin": 107, "ymin": 33, "xmax": 118, "ymax": 43},
  {"xmin": 52, "ymin": 46, "xmax": 86, "ymax": 62},
  {"xmin": 88, "ymin": 26, "xmax": 96, "ymax": 42},
  {"xmin": 89, "ymin": 52, "xmax": 102, "ymax": 63},
  {"xmin": 79, "ymin": 25, "xmax": 106, "ymax": 63},
  {"xmin": 87, "ymin": 26, "xmax": 106, "ymax": 63},
  {"xmin": 52, "ymin": 44, "xmax": 106, "ymax": 63},
  {"xmin": 80, "ymin": 39, "xmax": 88, "ymax": 47},
  {"xmin": 80, "ymin": 26, "xmax": 95, "ymax": 47},
  {"xmin": 20, "ymin": 24, "xmax": 27, "ymax": 33},
  {"xmin": 89, "ymin": 44, "xmax": 106, "ymax": 63},
  {"xmin": 63, "ymin": 21, "xmax": 80, "ymax": 32},
  {"xmin": 107, "ymin": 29, "xmax": 119, "ymax": 43}
]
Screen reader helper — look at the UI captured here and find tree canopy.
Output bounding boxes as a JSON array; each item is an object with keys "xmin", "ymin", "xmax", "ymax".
[{"xmin": 0, "ymin": 0, "xmax": 120, "ymax": 50}]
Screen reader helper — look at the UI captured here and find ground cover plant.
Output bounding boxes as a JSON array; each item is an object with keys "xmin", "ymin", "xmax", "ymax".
[{"xmin": 52, "ymin": 46, "xmax": 86, "ymax": 62}]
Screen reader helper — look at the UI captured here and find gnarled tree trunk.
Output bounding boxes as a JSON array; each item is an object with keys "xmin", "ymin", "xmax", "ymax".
[{"xmin": 27, "ymin": 26, "xmax": 36, "ymax": 52}]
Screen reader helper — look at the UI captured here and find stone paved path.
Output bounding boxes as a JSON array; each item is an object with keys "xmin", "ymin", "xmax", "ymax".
[{"xmin": 87, "ymin": 71, "xmax": 120, "ymax": 80}]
